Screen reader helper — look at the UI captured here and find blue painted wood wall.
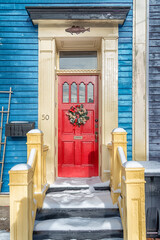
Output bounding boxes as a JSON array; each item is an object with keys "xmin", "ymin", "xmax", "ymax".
[
  {"xmin": 0, "ymin": 0, "xmax": 133, "ymax": 192},
  {"xmin": 149, "ymin": 0, "xmax": 160, "ymax": 161}
]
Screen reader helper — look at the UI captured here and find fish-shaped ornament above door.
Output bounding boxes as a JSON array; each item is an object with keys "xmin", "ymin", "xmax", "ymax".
[{"xmin": 65, "ymin": 26, "xmax": 90, "ymax": 35}]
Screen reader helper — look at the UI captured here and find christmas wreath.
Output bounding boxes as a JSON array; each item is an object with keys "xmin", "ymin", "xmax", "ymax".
[{"xmin": 66, "ymin": 104, "xmax": 89, "ymax": 127}]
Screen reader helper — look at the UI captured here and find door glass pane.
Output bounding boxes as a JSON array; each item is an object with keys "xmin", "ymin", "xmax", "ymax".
[
  {"xmin": 71, "ymin": 83, "xmax": 77, "ymax": 103},
  {"xmin": 79, "ymin": 83, "xmax": 85, "ymax": 103},
  {"xmin": 87, "ymin": 83, "xmax": 94, "ymax": 103},
  {"xmin": 59, "ymin": 51, "xmax": 97, "ymax": 69},
  {"xmin": 63, "ymin": 82, "xmax": 69, "ymax": 103}
]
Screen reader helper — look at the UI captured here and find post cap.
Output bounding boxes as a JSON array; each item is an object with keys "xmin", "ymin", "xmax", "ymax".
[
  {"xmin": 28, "ymin": 129, "xmax": 42, "ymax": 134},
  {"xmin": 112, "ymin": 128, "xmax": 126, "ymax": 133}
]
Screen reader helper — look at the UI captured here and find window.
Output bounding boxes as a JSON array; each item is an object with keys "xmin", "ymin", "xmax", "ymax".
[
  {"xmin": 63, "ymin": 82, "xmax": 69, "ymax": 103},
  {"xmin": 87, "ymin": 83, "xmax": 94, "ymax": 103},
  {"xmin": 79, "ymin": 83, "xmax": 85, "ymax": 103},
  {"xmin": 71, "ymin": 83, "xmax": 77, "ymax": 103},
  {"xmin": 59, "ymin": 51, "xmax": 97, "ymax": 69}
]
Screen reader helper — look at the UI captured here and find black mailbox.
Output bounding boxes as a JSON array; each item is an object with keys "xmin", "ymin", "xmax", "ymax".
[
  {"xmin": 5, "ymin": 121, "xmax": 35, "ymax": 137},
  {"xmin": 140, "ymin": 161, "xmax": 160, "ymax": 238}
]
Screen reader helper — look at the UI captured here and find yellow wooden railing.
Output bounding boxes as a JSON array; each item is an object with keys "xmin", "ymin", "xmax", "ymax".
[
  {"xmin": 9, "ymin": 129, "xmax": 49, "ymax": 240},
  {"xmin": 107, "ymin": 128, "xmax": 146, "ymax": 240}
]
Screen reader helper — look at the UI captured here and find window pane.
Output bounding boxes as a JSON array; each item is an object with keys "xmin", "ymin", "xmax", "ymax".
[
  {"xmin": 87, "ymin": 83, "xmax": 94, "ymax": 103},
  {"xmin": 71, "ymin": 83, "xmax": 77, "ymax": 103},
  {"xmin": 79, "ymin": 83, "xmax": 85, "ymax": 103},
  {"xmin": 63, "ymin": 83, "xmax": 69, "ymax": 103},
  {"xmin": 59, "ymin": 51, "xmax": 97, "ymax": 69}
]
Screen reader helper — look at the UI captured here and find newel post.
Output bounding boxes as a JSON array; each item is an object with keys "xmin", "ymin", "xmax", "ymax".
[
  {"xmin": 27, "ymin": 129, "xmax": 44, "ymax": 208},
  {"xmin": 122, "ymin": 162, "xmax": 146, "ymax": 240},
  {"xmin": 9, "ymin": 164, "xmax": 33, "ymax": 240},
  {"xmin": 111, "ymin": 128, "xmax": 127, "ymax": 204}
]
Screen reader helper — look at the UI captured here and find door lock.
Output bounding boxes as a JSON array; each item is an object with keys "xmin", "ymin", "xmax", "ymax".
[{"xmin": 95, "ymin": 131, "xmax": 98, "ymax": 142}]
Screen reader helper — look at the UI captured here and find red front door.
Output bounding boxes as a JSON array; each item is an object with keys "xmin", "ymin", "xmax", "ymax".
[{"xmin": 58, "ymin": 75, "xmax": 98, "ymax": 177}]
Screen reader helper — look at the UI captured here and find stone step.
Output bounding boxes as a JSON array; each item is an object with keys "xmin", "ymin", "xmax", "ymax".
[
  {"xmin": 47, "ymin": 187, "xmax": 89, "ymax": 193},
  {"xmin": 47, "ymin": 186, "xmax": 110, "ymax": 193},
  {"xmin": 36, "ymin": 208, "xmax": 120, "ymax": 221},
  {"xmin": 33, "ymin": 217, "xmax": 123, "ymax": 240},
  {"xmin": 42, "ymin": 190, "xmax": 117, "ymax": 210},
  {"xmin": 49, "ymin": 177, "xmax": 110, "ymax": 188},
  {"xmin": 34, "ymin": 178, "xmax": 120, "ymax": 239},
  {"xmin": 33, "ymin": 231, "xmax": 123, "ymax": 240}
]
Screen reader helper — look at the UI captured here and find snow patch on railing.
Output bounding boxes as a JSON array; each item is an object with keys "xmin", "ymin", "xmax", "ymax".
[
  {"xmin": 111, "ymin": 187, "xmax": 121, "ymax": 193},
  {"xmin": 122, "ymin": 176, "xmax": 126, "ymax": 181},
  {"xmin": 11, "ymin": 164, "xmax": 31, "ymax": 171},
  {"xmin": 33, "ymin": 198, "xmax": 37, "ymax": 206},
  {"xmin": 103, "ymin": 170, "xmax": 110, "ymax": 173},
  {"xmin": 118, "ymin": 146, "xmax": 127, "ymax": 165},
  {"xmin": 123, "ymin": 161, "xmax": 143, "ymax": 168},
  {"xmin": 28, "ymin": 148, "xmax": 36, "ymax": 167},
  {"xmin": 118, "ymin": 195, "xmax": 123, "ymax": 217}
]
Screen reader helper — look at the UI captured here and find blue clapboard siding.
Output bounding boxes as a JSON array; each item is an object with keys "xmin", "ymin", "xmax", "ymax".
[
  {"xmin": 149, "ymin": 0, "xmax": 160, "ymax": 161},
  {"xmin": 118, "ymin": 5, "xmax": 132, "ymax": 161},
  {"xmin": 0, "ymin": 0, "xmax": 132, "ymax": 192}
]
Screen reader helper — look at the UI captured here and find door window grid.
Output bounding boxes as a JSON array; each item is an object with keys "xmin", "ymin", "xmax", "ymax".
[
  {"xmin": 87, "ymin": 83, "xmax": 94, "ymax": 103},
  {"xmin": 79, "ymin": 83, "xmax": 85, "ymax": 103},
  {"xmin": 71, "ymin": 82, "xmax": 77, "ymax": 103},
  {"xmin": 62, "ymin": 82, "xmax": 94, "ymax": 104},
  {"xmin": 63, "ymin": 82, "xmax": 69, "ymax": 103}
]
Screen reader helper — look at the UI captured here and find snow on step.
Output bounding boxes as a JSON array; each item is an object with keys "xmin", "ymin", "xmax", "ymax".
[
  {"xmin": 34, "ymin": 217, "xmax": 122, "ymax": 231},
  {"xmin": 0, "ymin": 231, "xmax": 10, "ymax": 240},
  {"xmin": 43, "ymin": 189, "xmax": 117, "ymax": 209},
  {"xmin": 50, "ymin": 177, "xmax": 110, "ymax": 188}
]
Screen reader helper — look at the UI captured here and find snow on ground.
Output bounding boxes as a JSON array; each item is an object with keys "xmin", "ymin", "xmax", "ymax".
[
  {"xmin": 50, "ymin": 177, "xmax": 110, "ymax": 188},
  {"xmin": 34, "ymin": 217, "xmax": 122, "ymax": 231},
  {"xmin": 0, "ymin": 230, "xmax": 10, "ymax": 240},
  {"xmin": 43, "ymin": 189, "xmax": 117, "ymax": 209}
]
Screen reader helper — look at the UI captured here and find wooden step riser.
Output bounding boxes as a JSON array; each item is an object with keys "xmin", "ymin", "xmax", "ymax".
[
  {"xmin": 33, "ymin": 230, "xmax": 123, "ymax": 240},
  {"xmin": 36, "ymin": 208, "xmax": 120, "ymax": 221}
]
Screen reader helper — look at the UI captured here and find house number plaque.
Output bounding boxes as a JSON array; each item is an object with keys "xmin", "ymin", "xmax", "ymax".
[
  {"xmin": 74, "ymin": 136, "xmax": 83, "ymax": 140},
  {"xmin": 42, "ymin": 114, "xmax": 49, "ymax": 120}
]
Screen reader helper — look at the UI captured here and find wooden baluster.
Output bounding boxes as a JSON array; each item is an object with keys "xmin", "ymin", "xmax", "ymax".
[
  {"xmin": 27, "ymin": 129, "xmax": 49, "ymax": 208},
  {"xmin": 111, "ymin": 128, "xmax": 127, "ymax": 204},
  {"xmin": 9, "ymin": 164, "xmax": 33, "ymax": 240},
  {"xmin": 122, "ymin": 162, "xmax": 146, "ymax": 240}
]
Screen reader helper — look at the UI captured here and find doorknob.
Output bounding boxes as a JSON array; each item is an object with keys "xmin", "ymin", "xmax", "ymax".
[{"xmin": 95, "ymin": 131, "xmax": 98, "ymax": 142}]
